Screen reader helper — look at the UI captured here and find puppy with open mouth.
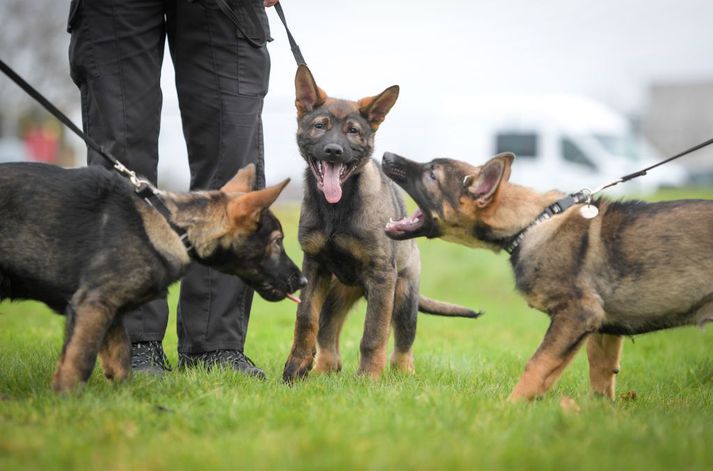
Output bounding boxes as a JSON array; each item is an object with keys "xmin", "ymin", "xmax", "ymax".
[
  {"xmin": 282, "ymin": 66, "xmax": 480, "ymax": 383},
  {"xmin": 383, "ymin": 150, "xmax": 713, "ymax": 401}
]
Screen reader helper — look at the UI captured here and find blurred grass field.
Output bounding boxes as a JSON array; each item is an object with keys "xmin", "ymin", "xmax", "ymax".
[{"xmin": 1, "ymin": 186, "xmax": 712, "ymax": 470}]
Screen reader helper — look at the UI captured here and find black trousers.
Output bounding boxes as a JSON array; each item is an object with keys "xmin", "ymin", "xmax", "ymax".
[{"xmin": 67, "ymin": 0, "xmax": 271, "ymax": 354}]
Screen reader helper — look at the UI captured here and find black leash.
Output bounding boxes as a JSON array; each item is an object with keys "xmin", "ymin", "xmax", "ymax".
[
  {"xmin": 593, "ymin": 136, "xmax": 713, "ymax": 193},
  {"xmin": 0, "ymin": 58, "xmax": 195, "ymax": 256},
  {"xmin": 273, "ymin": 2, "xmax": 306, "ymax": 65},
  {"xmin": 505, "ymin": 136, "xmax": 713, "ymax": 254}
]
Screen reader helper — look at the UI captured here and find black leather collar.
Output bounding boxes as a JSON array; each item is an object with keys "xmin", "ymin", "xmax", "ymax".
[{"xmin": 504, "ymin": 192, "xmax": 591, "ymax": 254}]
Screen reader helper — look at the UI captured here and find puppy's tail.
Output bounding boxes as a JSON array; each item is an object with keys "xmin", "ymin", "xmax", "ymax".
[{"xmin": 418, "ymin": 296, "xmax": 482, "ymax": 319}]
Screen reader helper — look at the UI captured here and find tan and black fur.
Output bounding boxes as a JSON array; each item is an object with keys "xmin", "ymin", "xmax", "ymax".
[
  {"xmin": 282, "ymin": 66, "xmax": 479, "ymax": 383},
  {"xmin": 0, "ymin": 162, "xmax": 304, "ymax": 392},
  {"xmin": 382, "ymin": 151, "xmax": 713, "ymax": 401}
]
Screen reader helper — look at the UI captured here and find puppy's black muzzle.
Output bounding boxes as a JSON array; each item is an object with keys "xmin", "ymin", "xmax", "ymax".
[
  {"xmin": 314, "ymin": 130, "xmax": 353, "ymax": 164},
  {"xmin": 289, "ymin": 271, "xmax": 308, "ymax": 292},
  {"xmin": 322, "ymin": 143, "xmax": 343, "ymax": 159},
  {"xmin": 382, "ymin": 152, "xmax": 414, "ymax": 183},
  {"xmin": 381, "ymin": 152, "xmax": 441, "ymax": 240}
]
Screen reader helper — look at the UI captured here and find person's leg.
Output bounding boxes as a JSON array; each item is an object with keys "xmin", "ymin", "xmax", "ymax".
[
  {"xmin": 68, "ymin": 0, "xmax": 170, "ymax": 371},
  {"xmin": 166, "ymin": 0, "xmax": 270, "ymax": 376}
]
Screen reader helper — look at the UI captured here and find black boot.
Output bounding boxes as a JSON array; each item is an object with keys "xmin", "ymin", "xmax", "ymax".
[
  {"xmin": 178, "ymin": 350, "xmax": 266, "ymax": 380},
  {"xmin": 131, "ymin": 341, "xmax": 172, "ymax": 374}
]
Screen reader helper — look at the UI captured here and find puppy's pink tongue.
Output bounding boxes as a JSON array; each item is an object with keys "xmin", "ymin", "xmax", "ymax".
[{"xmin": 322, "ymin": 162, "xmax": 342, "ymax": 204}]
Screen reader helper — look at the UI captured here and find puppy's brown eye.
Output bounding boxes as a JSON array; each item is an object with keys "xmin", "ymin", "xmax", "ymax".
[
  {"xmin": 348, "ymin": 127, "xmax": 359, "ymax": 134},
  {"xmin": 314, "ymin": 122, "xmax": 325, "ymax": 130}
]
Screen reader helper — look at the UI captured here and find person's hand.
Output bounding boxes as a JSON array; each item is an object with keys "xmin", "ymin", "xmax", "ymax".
[{"xmin": 264, "ymin": 0, "xmax": 279, "ymax": 7}]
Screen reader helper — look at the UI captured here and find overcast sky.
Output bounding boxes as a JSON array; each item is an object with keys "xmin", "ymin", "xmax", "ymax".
[{"xmin": 74, "ymin": 0, "xmax": 713, "ymax": 187}]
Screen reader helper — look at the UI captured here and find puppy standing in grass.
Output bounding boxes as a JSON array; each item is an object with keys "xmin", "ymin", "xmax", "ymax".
[
  {"xmin": 0, "ymin": 163, "xmax": 305, "ymax": 392},
  {"xmin": 382, "ymin": 151, "xmax": 713, "ymax": 401},
  {"xmin": 282, "ymin": 66, "xmax": 478, "ymax": 383}
]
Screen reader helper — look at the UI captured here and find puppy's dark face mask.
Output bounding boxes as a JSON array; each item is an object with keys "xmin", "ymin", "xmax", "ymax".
[
  {"xmin": 294, "ymin": 64, "xmax": 399, "ymax": 205},
  {"xmin": 382, "ymin": 152, "xmax": 514, "ymax": 249}
]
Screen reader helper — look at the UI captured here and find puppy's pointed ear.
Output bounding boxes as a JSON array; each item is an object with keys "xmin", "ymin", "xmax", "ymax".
[
  {"xmin": 227, "ymin": 179, "xmax": 290, "ymax": 228},
  {"xmin": 221, "ymin": 163, "xmax": 256, "ymax": 193},
  {"xmin": 464, "ymin": 153, "xmax": 514, "ymax": 208},
  {"xmin": 358, "ymin": 85, "xmax": 399, "ymax": 130},
  {"xmin": 295, "ymin": 65, "xmax": 327, "ymax": 118}
]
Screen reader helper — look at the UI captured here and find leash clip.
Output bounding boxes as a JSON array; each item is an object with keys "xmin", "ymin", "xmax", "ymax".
[
  {"xmin": 579, "ymin": 188, "xmax": 599, "ymax": 219},
  {"xmin": 113, "ymin": 161, "xmax": 152, "ymax": 193}
]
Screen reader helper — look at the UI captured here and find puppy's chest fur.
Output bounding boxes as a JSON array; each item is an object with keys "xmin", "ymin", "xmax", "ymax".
[{"xmin": 299, "ymin": 163, "xmax": 406, "ymax": 286}]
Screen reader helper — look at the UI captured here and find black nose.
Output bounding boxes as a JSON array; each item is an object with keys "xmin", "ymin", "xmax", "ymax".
[
  {"xmin": 289, "ymin": 272, "xmax": 308, "ymax": 291},
  {"xmin": 382, "ymin": 152, "xmax": 404, "ymax": 166},
  {"xmin": 296, "ymin": 275, "xmax": 308, "ymax": 289},
  {"xmin": 323, "ymin": 143, "xmax": 343, "ymax": 157}
]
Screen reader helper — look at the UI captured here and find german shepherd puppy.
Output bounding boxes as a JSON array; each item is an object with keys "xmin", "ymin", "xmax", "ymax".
[
  {"xmin": 282, "ymin": 65, "xmax": 479, "ymax": 383},
  {"xmin": 0, "ymin": 162, "xmax": 305, "ymax": 392},
  {"xmin": 382, "ymin": 151, "xmax": 713, "ymax": 401}
]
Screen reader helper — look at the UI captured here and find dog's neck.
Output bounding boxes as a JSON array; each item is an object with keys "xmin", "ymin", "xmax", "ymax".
[
  {"xmin": 476, "ymin": 183, "xmax": 566, "ymax": 251},
  {"xmin": 157, "ymin": 190, "xmax": 230, "ymax": 260}
]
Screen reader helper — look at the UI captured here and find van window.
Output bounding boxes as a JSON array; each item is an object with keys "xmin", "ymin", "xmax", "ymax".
[
  {"xmin": 561, "ymin": 138, "xmax": 597, "ymax": 170},
  {"xmin": 495, "ymin": 132, "xmax": 537, "ymax": 158},
  {"xmin": 594, "ymin": 134, "xmax": 638, "ymax": 161}
]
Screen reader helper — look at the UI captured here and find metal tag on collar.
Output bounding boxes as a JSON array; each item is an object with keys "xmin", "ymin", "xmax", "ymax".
[{"xmin": 579, "ymin": 188, "xmax": 599, "ymax": 219}]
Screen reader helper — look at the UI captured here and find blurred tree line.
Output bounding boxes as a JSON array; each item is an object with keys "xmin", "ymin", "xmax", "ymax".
[{"xmin": 0, "ymin": 0, "xmax": 78, "ymax": 165}]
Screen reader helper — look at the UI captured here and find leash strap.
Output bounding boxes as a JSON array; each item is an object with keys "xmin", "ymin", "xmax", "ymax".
[
  {"xmin": 0, "ymin": 58, "xmax": 195, "ymax": 256},
  {"xmin": 590, "ymin": 136, "xmax": 713, "ymax": 195},
  {"xmin": 273, "ymin": 2, "xmax": 306, "ymax": 65},
  {"xmin": 620, "ymin": 136, "xmax": 713, "ymax": 182}
]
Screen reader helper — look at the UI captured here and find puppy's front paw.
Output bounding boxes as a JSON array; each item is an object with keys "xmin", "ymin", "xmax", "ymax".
[
  {"xmin": 52, "ymin": 368, "xmax": 82, "ymax": 394},
  {"xmin": 282, "ymin": 355, "xmax": 313, "ymax": 384}
]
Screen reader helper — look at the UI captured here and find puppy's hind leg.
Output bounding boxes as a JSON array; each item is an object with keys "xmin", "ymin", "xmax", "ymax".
[
  {"xmin": 55, "ymin": 303, "xmax": 78, "ymax": 378},
  {"xmin": 314, "ymin": 282, "xmax": 360, "ymax": 374},
  {"xmin": 587, "ymin": 333, "xmax": 623, "ymax": 400},
  {"xmin": 390, "ymin": 275, "xmax": 418, "ymax": 374},
  {"xmin": 98, "ymin": 316, "xmax": 131, "ymax": 383},
  {"xmin": 53, "ymin": 294, "xmax": 116, "ymax": 393}
]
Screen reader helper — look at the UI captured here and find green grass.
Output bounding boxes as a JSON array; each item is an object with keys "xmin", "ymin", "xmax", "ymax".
[{"xmin": 1, "ymin": 187, "xmax": 713, "ymax": 470}]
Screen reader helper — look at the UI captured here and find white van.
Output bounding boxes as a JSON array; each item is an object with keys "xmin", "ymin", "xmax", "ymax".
[{"xmin": 434, "ymin": 94, "xmax": 688, "ymax": 195}]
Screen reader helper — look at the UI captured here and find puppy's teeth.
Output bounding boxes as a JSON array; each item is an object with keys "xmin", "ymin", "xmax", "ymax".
[{"xmin": 389, "ymin": 218, "xmax": 395, "ymax": 223}]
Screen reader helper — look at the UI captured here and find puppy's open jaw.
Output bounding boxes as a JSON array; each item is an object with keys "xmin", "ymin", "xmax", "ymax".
[
  {"xmin": 253, "ymin": 276, "xmax": 302, "ymax": 304},
  {"xmin": 308, "ymin": 157, "xmax": 357, "ymax": 204},
  {"xmin": 385, "ymin": 208, "xmax": 428, "ymax": 239}
]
